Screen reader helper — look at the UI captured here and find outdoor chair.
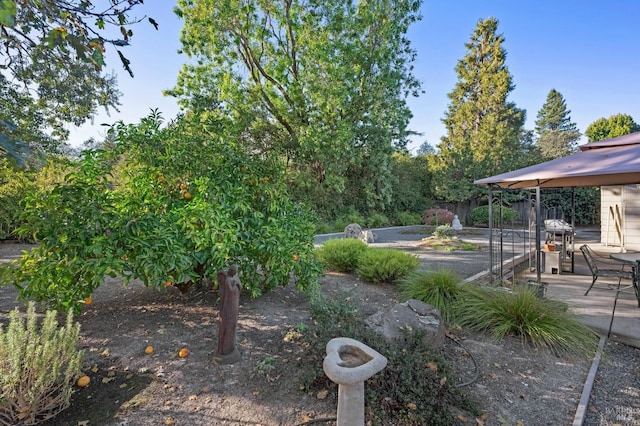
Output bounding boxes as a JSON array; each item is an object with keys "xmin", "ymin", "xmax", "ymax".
[{"xmin": 579, "ymin": 244, "xmax": 634, "ymax": 296}]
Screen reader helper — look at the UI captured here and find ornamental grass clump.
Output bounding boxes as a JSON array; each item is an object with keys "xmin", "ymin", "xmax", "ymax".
[
  {"xmin": 457, "ymin": 286, "xmax": 598, "ymax": 355},
  {"xmin": 433, "ymin": 224, "xmax": 456, "ymax": 239},
  {"xmin": 398, "ymin": 269, "xmax": 466, "ymax": 323},
  {"xmin": 355, "ymin": 247, "xmax": 419, "ymax": 283},
  {"xmin": 315, "ymin": 238, "xmax": 368, "ymax": 272},
  {"xmin": 0, "ymin": 302, "xmax": 84, "ymax": 425}
]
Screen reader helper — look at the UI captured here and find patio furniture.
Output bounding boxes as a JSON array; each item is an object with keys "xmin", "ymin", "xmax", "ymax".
[
  {"xmin": 545, "ymin": 219, "xmax": 575, "ymax": 262},
  {"xmin": 542, "ymin": 248, "xmax": 562, "ymax": 274},
  {"xmin": 609, "ymin": 252, "xmax": 640, "ymax": 307},
  {"xmin": 580, "ymin": 245, "xmax": 634, "ymax": 296}
]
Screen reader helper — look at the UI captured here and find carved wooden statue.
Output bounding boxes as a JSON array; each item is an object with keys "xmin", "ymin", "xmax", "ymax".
[{"xmin": 214, "ymin": 265, "xmax": 242, "ymax": 364}]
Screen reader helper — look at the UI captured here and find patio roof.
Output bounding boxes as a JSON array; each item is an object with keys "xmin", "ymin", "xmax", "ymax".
[{"xmin": 474, "ymin": 131, "xmax": 640, "ymax": 189}]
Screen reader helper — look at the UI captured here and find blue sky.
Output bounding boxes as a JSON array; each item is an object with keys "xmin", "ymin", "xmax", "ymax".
[{"xmin": 69, "ymin": 1, "xmax": 640, "ymax": 153}]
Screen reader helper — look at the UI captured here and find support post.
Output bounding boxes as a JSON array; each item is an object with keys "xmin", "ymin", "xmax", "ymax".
[{"xmin": 536, "ymin": 186, "xmax": 542, "ymax": 283}]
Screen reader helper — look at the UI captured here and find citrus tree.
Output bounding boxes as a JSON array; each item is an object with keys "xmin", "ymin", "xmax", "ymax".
[{"xmin": 5, "ymin": 112, "xmax": 321, "ymax": 311}]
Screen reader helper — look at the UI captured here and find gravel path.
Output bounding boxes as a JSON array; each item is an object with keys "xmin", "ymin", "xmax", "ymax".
[{"xmin": 584, "ymin": 340, "xmax": 640, "ymax": 425}]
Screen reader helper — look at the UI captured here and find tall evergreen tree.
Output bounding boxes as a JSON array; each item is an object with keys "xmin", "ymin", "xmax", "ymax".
[
  {"xmin": 585, "ymin": 113, "xmax": 640, "ymax": 142},
  {"xmin": 431, "ymin": 17, "xmax": 526, "ymax": 202},
  {"xmin": 534, "ymin": 89, "xmax": 581, "ymax": 160}
]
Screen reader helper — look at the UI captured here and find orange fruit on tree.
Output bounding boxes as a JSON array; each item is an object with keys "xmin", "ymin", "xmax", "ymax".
[
  {"xmin": 183, "ymin": 191, "xmax": 192, "ymax": 200},
  {"xmin": 145, "ymin": 346, "xmax": 154, "ymax": 355},
  {"xmin": 76, "ymin": 375, "xmax": 90, "ymax": 388},
  {"xmin": 84, "ymin": 297, "xmax": 92, "ymax": 305},
  {"xmin": 293, "ymin": 253, "xmax": 299, "ymax": 262},
  {"xmin": 178, "ymin": 348, "xmax": 189, "ymax": 358},
  {"xmin": 165, "ymin": 280, "xmax": 172, "ymax": 287}
]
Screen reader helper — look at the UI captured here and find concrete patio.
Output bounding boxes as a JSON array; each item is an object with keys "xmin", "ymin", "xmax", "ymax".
[{"xmin": 517, "ymin": 239, "xmax": 640, "ymax": 348}]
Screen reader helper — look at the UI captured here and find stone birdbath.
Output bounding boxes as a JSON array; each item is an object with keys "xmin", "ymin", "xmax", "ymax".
[{"xmin": 323, "ymin": 337, "xmax": 387, "ymax": 426}]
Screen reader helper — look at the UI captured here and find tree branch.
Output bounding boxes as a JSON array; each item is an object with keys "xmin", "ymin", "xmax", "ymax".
[
  {"xmin": 233, "ymin": 30, "xmax": 296, "ymax": 138},
  {"xmin": 232, "ymin": 26, "xmax": 296, "ymax": 112}
]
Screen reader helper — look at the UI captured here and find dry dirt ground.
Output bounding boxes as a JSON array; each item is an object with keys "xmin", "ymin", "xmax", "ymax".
[{"xmin": 0, "ymin": 240, "xmax": 639, "ymax": 426}]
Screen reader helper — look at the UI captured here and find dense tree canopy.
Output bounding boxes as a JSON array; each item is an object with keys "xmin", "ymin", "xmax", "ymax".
[
  {"xmin": 430, "ymin": 17, "xmax": 526, "ymax": 202},
  {"xmin": 170, "ymin": 0, "xmax": 422, "ymax": 218},
  {"xmin": 0, "ymin": 0, "xmax": 153, "ymax": 161},
  {"xmin": 585, "ymin": 113, "xmax": 640, "ymax": 142},
  {"xmin": 5, "ymin": 112, "xmax": 320, "ymax": 311},
  {"xmin": 534, "ymin": 89, "xmax": 581, "ymax": 160}
]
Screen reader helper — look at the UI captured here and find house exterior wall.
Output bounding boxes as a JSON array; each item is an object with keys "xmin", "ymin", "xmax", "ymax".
[{"xmin": 601, "ymin": 185, "xmax": 640, "ymax": 251}]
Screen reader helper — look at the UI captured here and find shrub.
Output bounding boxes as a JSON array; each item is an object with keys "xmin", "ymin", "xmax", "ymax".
[
  {"xmin": 0, "ymin": 158, "xmax": 69, "ymax": 241},
  {"xmin": 460, "ymin": 242, "xmax": 479, "ymax": 251},
  {"xmin": 469, "ymin": 205, "xmax": 520, "ymax": 226},
  {"xmin": 333, "ymin": 207, "xmax": 366, "ymax": 232},
  {"xmin": 315, "ymin": 238, "xmax": 368, "ymax": 272},
  {"xmin": 394, "ymin": 211, "xmax": 422, "ymax": 226},
  {"xmin": 433, "ymin": 224, "xmax": 456, "ymax": 239},
  {"xmin": 365, "ymin": 213, "xmax": 390, "ymax": 228},
  {"xmin": 422, "ymin": 208, "xmax": 454, "ymax": 226},
  {"xmin": 300, "ymin": 296, "xmax": 475, "ymax": 425},
  {"xmin": 456, "ymin": 286, "xmax": 598, "ymax": 355},
  {"xmin": 0, "ymin": 302, "xmax": 84, "ymax": 424},
  {"xmin": 398, "ymin": 269, "xmax": 465, "ymax": 323},
  {"xmin": 314, "ymin": 222, "xmax": 334, "ymax": 234},
  {"xmin": 0, "ymin": 160, "xmax": 32, "ymax": 240},
  {"xmin": 6, "ymin": 116, "xmax": 322, "ymax": 311},
  {"xmin": 355, "ymin": 248, "xmax": 419, "ymax": 283}
]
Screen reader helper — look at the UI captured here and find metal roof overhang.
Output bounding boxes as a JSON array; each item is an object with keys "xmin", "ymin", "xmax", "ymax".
[{"xmin": 474, "ymin": 132, "xmax": 640, "ymax": 189}]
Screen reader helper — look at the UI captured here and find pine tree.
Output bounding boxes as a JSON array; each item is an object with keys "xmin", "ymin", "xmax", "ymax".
[
  {"xmin": 431, "ymin": 17, "xmax": 526, "ymax": 202},
  {"xmin": 535, "ymin": 89, "xmax": 581, "ymax": 160}
]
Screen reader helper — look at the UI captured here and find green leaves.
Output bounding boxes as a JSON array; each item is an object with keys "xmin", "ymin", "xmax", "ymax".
[
  {"xmin": 434, "ymin": 17, "xmax": 526, "ymax": 202},
  {"xmin": 4, "ymin": 113, "xmax": 321, "ymax": 311},
  {"xmin": 1, "ymin": 1, "xmax": 151, "ymax": 150},
  {"xmin": 91, "ymin": 46, "xmax": 106, "ymax": 69},
  {"xmin": 535, "ymin": 89, "xmax": 581, "ymax": 160},
  {"xmin": 0, "ymin": 0, "xmax": 16, "ymax": 27},
  {"xmin": 585, "ymin": 113, "xmax": 640, "ymax": 142},
  {"xmin": 172, "ymin": 0, "xmax": 422, "ymax": 217}
]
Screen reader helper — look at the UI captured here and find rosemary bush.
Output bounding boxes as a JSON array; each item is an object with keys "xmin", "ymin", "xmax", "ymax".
[
  {"xmin": 355, "ymin": 248, "xmax": 420, "ymax": 283},
  {"xmin": 0, "ymin": 303, "xmax": 83, "ymax": 425},
  {"xmin": 315, "ymin": 238, "xmax": 368, "ymax": 272}
]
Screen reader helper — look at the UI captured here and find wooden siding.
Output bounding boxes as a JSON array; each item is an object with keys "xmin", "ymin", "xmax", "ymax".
[{"xmin": 601, "ymin": 185, "xmax": 640, "ymax": 251}]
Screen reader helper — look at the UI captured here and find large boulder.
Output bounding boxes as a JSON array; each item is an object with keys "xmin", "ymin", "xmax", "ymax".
[
  {"xmin": 344, "ymin": 223, "xmax": 377, "ymax": 244},
  {"xmin": 344, "ymin": 223, "xmax": 363, "ymax": 239},
  {"xmin": 371, "ymin": 299, "xmax": 445, "ymax": 348}
]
